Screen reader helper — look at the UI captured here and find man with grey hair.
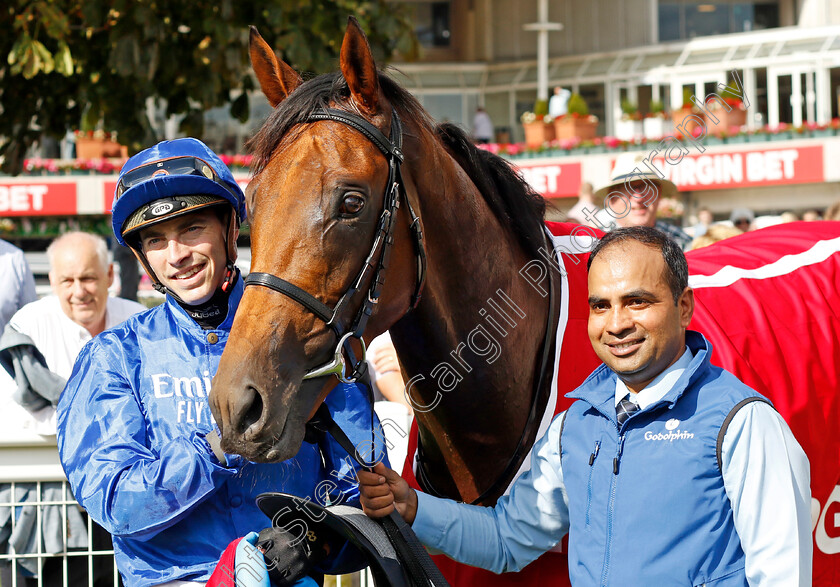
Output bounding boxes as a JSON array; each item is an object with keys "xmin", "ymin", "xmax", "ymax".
[
  {"xmin": 0, "ymin": 232, "xmax": 144, "ymax": 586},
  {"xmin": 0, "ymin": 231, "xmax": 144, "ymax": 434}
]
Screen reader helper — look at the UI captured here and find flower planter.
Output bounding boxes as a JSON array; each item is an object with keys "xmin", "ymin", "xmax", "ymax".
[
  {"xmin": 522, "ymin": 121, "xmax": 556, "ymax": 149},
  {"xmin": 811, "ymin": 128, "xmax": 836, "ymax": 137},
  {"xmin": 769, "ymin": 132, "xmax": 794, "ymax": 141},
  {"xmin": 554, "ymin": 117, "xmax": 597, "ymax": 141},
  {"xmin": 703, "ymin": 107, "xmax": 747, "ymax": 135},
  {"xmin": 726, "ymin": 134, "xmax": 748, "ymax": 144},
  {"xmin": 671, "ymin": 108, "xmax": 700, "ymax": 138},
  {"xmin": 643, "ymin": 117, "xmax": 670, "ymax": 140},
  {"xmin": 76, "ymin": 137, "xmax": 128, "ymax": 159},
  {"xmin": 615, "ymin": 119, "xmax": 643, "ymax": 141}
]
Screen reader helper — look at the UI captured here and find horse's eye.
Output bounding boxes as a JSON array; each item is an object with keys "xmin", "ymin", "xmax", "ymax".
[{"xmin": 339, "ymin": 193, "xmax": 365, "ymax": 216}]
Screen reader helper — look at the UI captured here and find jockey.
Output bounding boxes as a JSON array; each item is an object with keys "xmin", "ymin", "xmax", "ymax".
[{"xmin": 57, "ymin": 138, "xmax": 386, "ymax": 587}]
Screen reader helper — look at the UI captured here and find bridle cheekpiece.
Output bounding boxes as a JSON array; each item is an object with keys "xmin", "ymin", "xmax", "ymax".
[{"xmin": 244, "ymin": 108, "xmax": 427, "ymax": 383}]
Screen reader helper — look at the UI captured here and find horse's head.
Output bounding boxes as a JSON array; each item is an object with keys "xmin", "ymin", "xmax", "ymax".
[{"xmin": 210, "ymin": 19, "xmax": 424, "ymax": 461}]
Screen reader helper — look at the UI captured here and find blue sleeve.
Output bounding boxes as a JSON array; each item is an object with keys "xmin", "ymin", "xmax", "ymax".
[
  {"xmin": 318, "ymin": 382, "xmax": 390, "ymax": 509},
  {"xmin": 411, "ymin": 413, "xmax": 570, "ymax": 573},
  {"xmin": 56, "ymin": 339, "xmax": 238, "ymax": 541},
  {"xmin": 314, "ymin": 382, "xmax": 390, "ymax": 575}
]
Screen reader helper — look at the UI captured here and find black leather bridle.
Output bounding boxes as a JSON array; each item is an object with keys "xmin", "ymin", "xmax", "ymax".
[
  {"xmin": 246, "ymin": 105, "xmax": 558, "ymax": 508},
  {"xmin": 244, "ymin": 108, "xmax": 427, "ymax": 383}
]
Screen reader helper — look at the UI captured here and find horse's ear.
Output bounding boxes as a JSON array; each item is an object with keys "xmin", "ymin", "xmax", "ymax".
[
  {"xmin": 249, "ymin": 26, "xmax": 302, "ymax": 108},
  {"xmin": 340, "ymin": 16, "xmax": 380, "ymax": 116}
]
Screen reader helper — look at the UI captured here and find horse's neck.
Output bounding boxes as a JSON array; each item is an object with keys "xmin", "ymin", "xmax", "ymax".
[{"xmin": 392, "ymin": 148, "xmax": 556, "ymax": 503}]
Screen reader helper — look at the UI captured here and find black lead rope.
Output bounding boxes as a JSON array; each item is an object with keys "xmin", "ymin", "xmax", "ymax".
[{"xmin": 306, "ymin": 397, "xmax": 450, "ymax": 587}]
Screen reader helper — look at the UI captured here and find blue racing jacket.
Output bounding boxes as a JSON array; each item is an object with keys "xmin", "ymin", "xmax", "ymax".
[{"xmin": 56, "ymin": 277, "xmax": 386, "ymax": 587}]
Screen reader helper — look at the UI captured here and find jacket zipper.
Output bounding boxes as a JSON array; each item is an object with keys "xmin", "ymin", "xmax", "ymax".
[
  {"xmin": 585, "ymin": 440, "xmax": 600, "ymax": 526},
  {"xmin": 600, "ymin": 432, "xmax": 624, "ymax": 586}
]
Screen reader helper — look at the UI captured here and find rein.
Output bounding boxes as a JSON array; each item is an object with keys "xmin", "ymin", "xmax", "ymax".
[
  {"xmin": 245, "ymin": 108, "xmax": 426, "ymax": 383},
  {"xmin": 415, "ymin": 227, "xmax": 560, "ymax": 505}
]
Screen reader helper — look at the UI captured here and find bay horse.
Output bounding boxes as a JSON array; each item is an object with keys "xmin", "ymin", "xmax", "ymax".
[{"xmin": 210, "ymin": 19, "xmax": 840, "ymax": 586}]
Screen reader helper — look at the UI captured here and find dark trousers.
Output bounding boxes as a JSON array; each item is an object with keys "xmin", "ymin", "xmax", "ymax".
[{"xmin": 0, "ymin": 523, "xmax": 119, "ymax": 587}]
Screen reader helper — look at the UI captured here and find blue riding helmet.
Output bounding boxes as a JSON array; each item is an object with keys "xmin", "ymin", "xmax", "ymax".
[
  {"xmin": 111, "ymin": 138, "xmax": 248, "ymax": 296},
  {"xmin": 112, "ymin": 138, "xmax": 247, "ymax": 247}
]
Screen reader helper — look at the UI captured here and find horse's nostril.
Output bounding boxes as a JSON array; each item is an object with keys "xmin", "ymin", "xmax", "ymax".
[{"xmin": 235, "ymin": 386, "xmax": 264, "ymax": 435}]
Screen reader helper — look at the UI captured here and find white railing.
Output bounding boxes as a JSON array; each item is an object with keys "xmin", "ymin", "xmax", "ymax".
[{"xmin": 0, "ymin": 433, "xmax": 118, "ymax": 587}]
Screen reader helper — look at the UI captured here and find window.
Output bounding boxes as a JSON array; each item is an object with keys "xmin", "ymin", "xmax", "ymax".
[
  {"xmin": 658, "ymin": 1, "xmax": 779, "ymax": 41},
  {"xmin": 401, "ymin": 1, "xmax": 452, "ymax": 48}
]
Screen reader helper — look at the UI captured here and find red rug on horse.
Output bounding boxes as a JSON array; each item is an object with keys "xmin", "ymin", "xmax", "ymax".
[{"xmin": 404, "ymin": 219, "xmax": 840, "ymax": 586}]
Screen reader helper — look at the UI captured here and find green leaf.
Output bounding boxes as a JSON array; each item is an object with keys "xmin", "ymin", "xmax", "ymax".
[
  {"xmin": 32, "ymin": 40, "xmax": 54, "ymax": 75},
  {"xmin": 55, "ymin": 42, "xmax": 74, "ymax": 76},
  {"xmin": 21, "ymin": 44, "xmax": 40, "ymax": 80}
]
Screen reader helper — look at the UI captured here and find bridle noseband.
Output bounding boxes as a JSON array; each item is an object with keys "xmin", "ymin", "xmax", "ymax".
[{"xmin": 244, "ymin": 108, "xmax": 427, "ymax": 383}]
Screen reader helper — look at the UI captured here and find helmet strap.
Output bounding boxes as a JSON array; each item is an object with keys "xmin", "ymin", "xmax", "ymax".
[{"xmin": 221, "ymin": 262, "xmax": 236, "ymax": 293}]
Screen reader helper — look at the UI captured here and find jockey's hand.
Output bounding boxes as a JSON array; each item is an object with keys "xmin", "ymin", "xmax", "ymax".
[
  {"xmin": 358, "ymin": 462, "xmax": 417, "ymax": 525},
  {"xmin": 257, "ymin": 525, "xmax": 329, "ymax": 587}
]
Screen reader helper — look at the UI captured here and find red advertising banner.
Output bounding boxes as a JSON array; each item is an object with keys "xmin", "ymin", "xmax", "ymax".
[
  {"xmin": 652, "ymin": 145, "xmax": 824, "ymax": 191},
  {"xmin": 0, "ymin": 182, "xmax": 77, "ymax": 216},
  {"xmin": 515, "ymin": 161, "xmax": 582, "ymax": 198},
  {"xmin": 104, "ymin": 180, "xmax": 117, "ymax": 213}
]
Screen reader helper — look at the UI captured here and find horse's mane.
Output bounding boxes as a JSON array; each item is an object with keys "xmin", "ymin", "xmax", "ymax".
[
  {"xmin": 248, "ymin": 71, "xmax": 547, "ymax": 260},
  {"xmin": 434, "ymin": 123, "xmax": 546, "ymax": 260}
]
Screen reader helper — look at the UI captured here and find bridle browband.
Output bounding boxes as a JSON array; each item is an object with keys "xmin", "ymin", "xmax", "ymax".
[{"xmin": 244, "ymin": 107, "xmax": 427, "ymax": 383}]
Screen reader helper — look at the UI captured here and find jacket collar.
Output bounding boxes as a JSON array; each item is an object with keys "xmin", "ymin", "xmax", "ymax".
[
  {"xmin": 566, "ymin": 330, "xmax": 713, "ymax": 420},
  {"xmin": 166, "ymin": 274, "xmax": 244, "ymax": 333}
]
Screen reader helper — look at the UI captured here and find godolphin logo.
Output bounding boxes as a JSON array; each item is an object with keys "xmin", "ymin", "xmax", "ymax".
[{"xmin": 150, "ymin": 202, "xmax": 175, "ymax": 216}]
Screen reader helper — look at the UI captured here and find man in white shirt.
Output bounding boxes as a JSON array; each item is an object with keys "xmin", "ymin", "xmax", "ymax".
[
  {"xmin": 358, "ymin": 226, "xmax": 811, "ymax": 586},
  {"xmin": 548, "ymin": 86, "xmax": 572, "ymax": 118},
  {"xmin": 0, "ymin": 233, "xmax": 144, "ymax": 586},
  {"xmin": 0, "ymin": 231, "xmax": 144, "ymax": 435}
]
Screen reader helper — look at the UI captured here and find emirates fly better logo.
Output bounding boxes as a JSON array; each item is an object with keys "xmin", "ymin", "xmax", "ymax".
[{"xmin": 645, "ymin": 418, "xmax": 695, "ymax": 441}]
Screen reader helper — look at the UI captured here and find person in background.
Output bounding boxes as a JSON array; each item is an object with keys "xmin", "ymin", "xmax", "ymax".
[
  {"xmin": 56, "ymin": 138, "xmax": 383, "ymax": 587},
  {"xmin": 367, "ymin": 332, "xmax": 412, "ymax": 414},
  {"xmin": 565, "ymin": 182, "xmax": 606, "ymax": 229},
  {"xmin": 472, "ymin": 106, "xmax": 495, "ymax": 144},
  {"xmin": 0, "ymin": 231, "xmax": 144, "ymax": 434},
  {"xmin": 825, "ymin": 201, "xmax": 840, "ymax": 221},
  {"xmin": 780, "ymin": 211, "xmax": 800, "ymax": 224},
  {"xmin": 802, "ymin": 209, "xmax": 822, "ymax": 222},
  {"xmin": 0, "ymin": 239, "xmax": 37, "ymax": 333},
  {"xmin": 689, "ymin": 207, "xmax": 714, "ymax": 238},
  {"xmin": 0, "ymin": 232, "xmax": 142, "ymax": 587},
  {"xmin": 594, "ymin": 152, "xmax": 692, "ymax": 250},
  {"xmin": 688, "ymin": 224, "xmax": 744, "ymax": 251},
  {"xmin": 548, "ymin": 86, "xmax": 572, "ymax": 118},
  {"xmin": 730, "ymin": 208, "xmax": 755, "ymax": 232}
]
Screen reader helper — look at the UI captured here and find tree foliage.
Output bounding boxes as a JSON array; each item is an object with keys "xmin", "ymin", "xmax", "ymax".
[{"xmin": 1, "ymin": 1, "xmax": 418, "ymax": 174}]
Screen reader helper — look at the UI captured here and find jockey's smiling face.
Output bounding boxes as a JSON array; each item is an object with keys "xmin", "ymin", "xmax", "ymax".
[
  {"xmin": 140, "ymin": 209, "xmax": 229, "ymax": 305},
  {"xmin": 587, "ymin": 240, "xmax": 694, "ymax": 393}
]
